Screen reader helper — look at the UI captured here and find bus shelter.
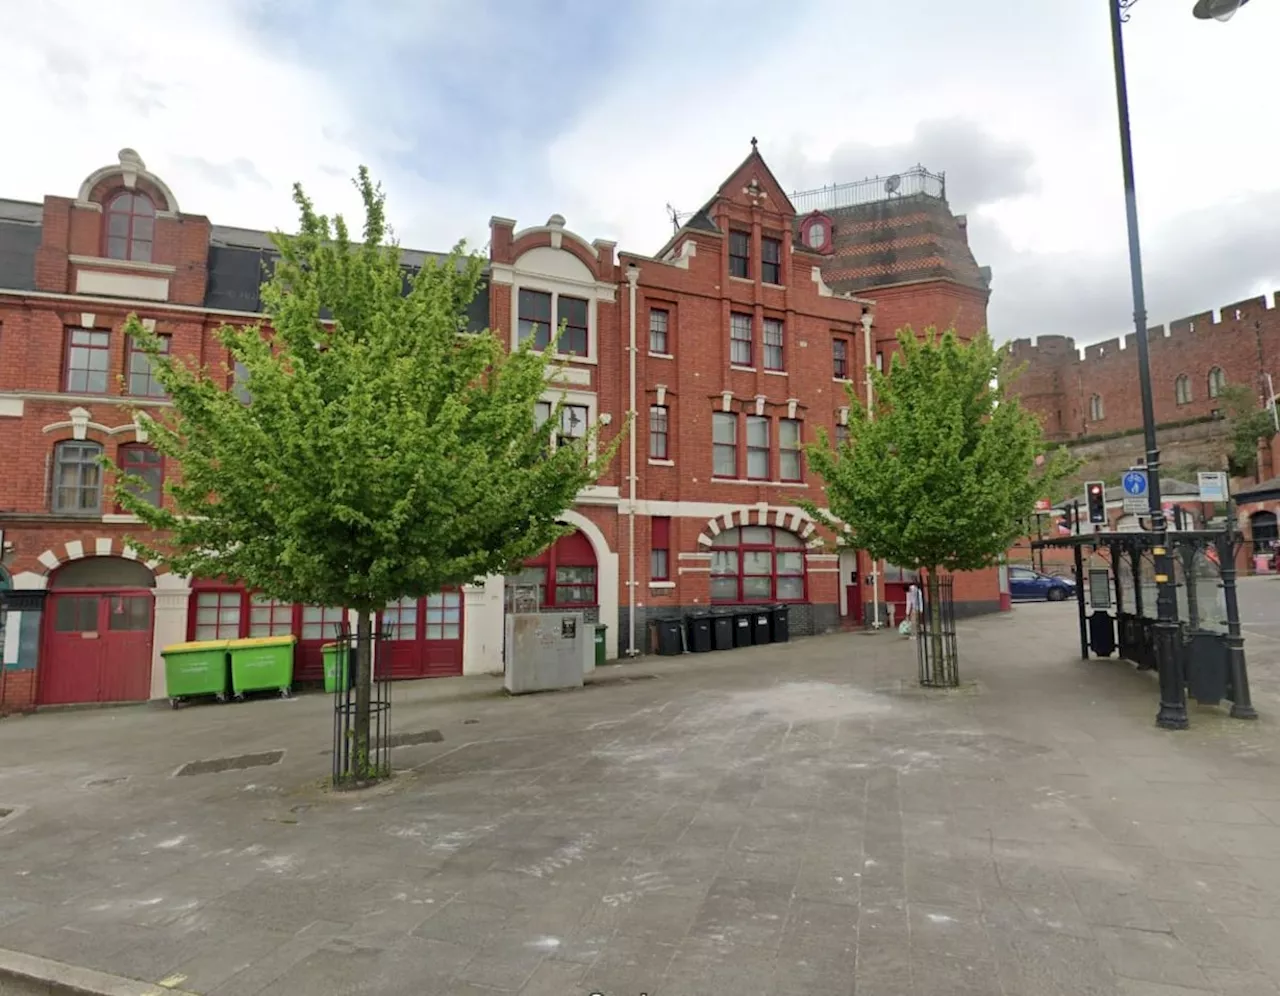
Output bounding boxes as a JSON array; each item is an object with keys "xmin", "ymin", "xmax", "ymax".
[{"xmin": 1032, "ymin": 527, "xmax": 1256, "ymax": 725}]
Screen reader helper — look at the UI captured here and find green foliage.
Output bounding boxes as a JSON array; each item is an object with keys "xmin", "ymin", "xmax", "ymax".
[
  {"xmin": 804, "ymin": 326, "xmax": 1072, "ymax": 574},
  {"xmin": 109, "ymin": 168, "xmax": 619, "ymax": 612},
  {"xmin": 1219, "ymin": 383, "xmax": 1275, "ymax": 477}
]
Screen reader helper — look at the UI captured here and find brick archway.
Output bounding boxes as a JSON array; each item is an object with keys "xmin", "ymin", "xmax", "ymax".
[
  {"xmin": 32, "ymin": 537, "xmax": 168, "ymax": 580},
  {"xmin": 695, "ymin": 507, "xmax": 824, "ymax": 549}
]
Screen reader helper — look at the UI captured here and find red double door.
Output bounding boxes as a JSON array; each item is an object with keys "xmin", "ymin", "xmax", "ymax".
[
  {"xmin": 42, "ymin": 591, "xmax": 153, "ymax": 704},
  {"xmin": 380, "ymin": 591, "xmax": 464, "ymax": 679}
]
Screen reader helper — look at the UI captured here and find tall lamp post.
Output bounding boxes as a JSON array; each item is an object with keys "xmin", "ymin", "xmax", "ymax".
[
  {"xmin": 1109, "ymin": 0, "xmax": 1251, "ymax": 729},
  {"xmin": 861, "ymin": 309, "xmax": 882, "ymax": 629}
]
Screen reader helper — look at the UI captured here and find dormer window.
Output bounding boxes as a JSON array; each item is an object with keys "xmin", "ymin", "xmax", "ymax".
[
  {"xmin": 808, "ymin": 222, "xmax": 826, "ymax": 249},
  {"xmin": 105, "ymin": 191, "xmax": 155, "ymax": 263}
]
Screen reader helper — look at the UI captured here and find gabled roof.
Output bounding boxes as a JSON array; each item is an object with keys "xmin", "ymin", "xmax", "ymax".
[
  {"xmin": 652, "ymin": 140, "xmax": 797, "ymax": 260},
  {"xmin": 713, "ymin": 139, "xmax": 798, "ymax": 216}
]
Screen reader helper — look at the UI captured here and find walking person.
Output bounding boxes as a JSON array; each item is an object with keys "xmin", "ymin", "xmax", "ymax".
[{"xmin": 906, "ymin": 582, "xmax": 923, "ymax": 639}]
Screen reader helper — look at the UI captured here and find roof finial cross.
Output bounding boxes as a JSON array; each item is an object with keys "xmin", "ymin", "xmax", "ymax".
[{"xmin": 750, "ymin": 136, "xmax": 758, "ymax": 149}]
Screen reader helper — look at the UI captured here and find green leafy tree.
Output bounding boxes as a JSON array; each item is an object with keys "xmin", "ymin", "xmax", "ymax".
[
  {"xmin": 1219, "ymin": 383, "xmax": 1276, "ymax": 477},
  {"xmin": 111, "ymin": 170, "xmax": 618, "ymax": 783},
  {"xmin": 804, "ymin": 326, "xmax": 1073, "ymax": 671}
]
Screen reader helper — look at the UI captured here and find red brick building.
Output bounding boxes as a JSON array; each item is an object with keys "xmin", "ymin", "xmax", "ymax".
[
  {"xmin": 0, "ymin": 144, "xmax": 1001, "ymax": 710},
  {"xmin": 489, "ymin": 145, "xmax": 1002, "ymax": 656},
  {"xmin": 1007, "ymin": 293, "xmax": 1280, "ymax": 442},
  {"xmin": 0, "ymin": 149, "xmax": 488, "ymax": 709}
]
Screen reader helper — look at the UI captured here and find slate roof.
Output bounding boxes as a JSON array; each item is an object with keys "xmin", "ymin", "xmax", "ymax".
[
  {"xmin": 1232, "ymin": 475, "xmax": 1280, "ymax": 502},
  {"xmin": 0, "ymin": 199, "xmax": 486, "ymax": 328},
  {"xmin": 0, "ymin": 199, "xmax": 41, "ymax": 291}
]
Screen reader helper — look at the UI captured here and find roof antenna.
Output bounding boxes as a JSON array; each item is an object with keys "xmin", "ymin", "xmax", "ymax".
[{"xmin": 665, "ymin": 203, "xmax": 681, "ymax": 235}]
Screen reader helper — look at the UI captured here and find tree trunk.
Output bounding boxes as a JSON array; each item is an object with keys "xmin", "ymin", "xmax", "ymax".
[
  {"xmin": 926, "ymin": 567, "xmax": 946, "ymax": 684},
  {"xmin": 354, "ymin": 608, "xmax": 373, "ymax": 780}
]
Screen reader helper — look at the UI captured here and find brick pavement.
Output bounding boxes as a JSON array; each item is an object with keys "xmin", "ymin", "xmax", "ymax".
[{"xmin": 0, "ymin": 602, "xmax": 1279, "ymax": 995}]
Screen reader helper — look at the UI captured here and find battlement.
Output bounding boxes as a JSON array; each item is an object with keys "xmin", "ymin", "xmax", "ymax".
[
  {"xmin": 1012, "ymin": 289, "xmax": 1280, "ymax": 442},
  {"xmin": 1012, "ymin": 291, "xmax": 1277, "ymax": 365}
]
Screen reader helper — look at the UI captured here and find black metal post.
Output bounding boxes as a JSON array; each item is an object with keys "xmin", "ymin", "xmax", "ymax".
[
  {"xmin": 1130, "ymin": 547, "xmax": 1143, "ymax": 618},
  {"xmin": 1110, "ymin": 542, "xmax": 1124, "ymax": 616},
  {"xmin": 1037, "ymin": 515, "xmax": 1046, "ymax": 573},
  {"xmin": 1075, "ymin": 543, "xmax": 1088, "ymax": 659},
  {"xmin": 1220, "ymin": 497, "xmax": 1258, "ymax": 719},
  {"xmin": 1109, "ymin": 0, "xmax": 1187, "ymax": 728}
]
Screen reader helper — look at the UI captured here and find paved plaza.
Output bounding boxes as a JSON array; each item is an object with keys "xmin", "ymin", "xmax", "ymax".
[{"xmin": 2, "ymin": 592, "xmax": 1280, "ymax": 995}]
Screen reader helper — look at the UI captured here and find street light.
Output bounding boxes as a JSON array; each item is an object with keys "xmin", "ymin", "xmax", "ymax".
[
  {"xmin": 1108, "ymin": 0, "xmax": 1253, "ymax": 729},
  {"xmin": 1192, "ymin": 0, "xmax": 1250, "ymax": 21},
  {"xmin": 861, "ymin": 309, "xmax": 882, "ymax": 629}
]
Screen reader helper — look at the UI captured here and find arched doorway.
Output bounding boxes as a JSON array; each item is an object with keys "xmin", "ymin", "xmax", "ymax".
[
  {"xmin": 1250, "ymin": 510, "xmax": 1278, "ymax": 545},
  {"xmin": 42, "ymin": 557, "xmax": 155, "ymax": 704},
  {"xmin": 1249, "ymin": 510, "xmax": 1278, "ymax": 572},
  {"xmin": 502, "ymin": 525, "xmax": 609, "ymax": 664},
  {"xmin": 507, "ymin": 530, "xmax": 599, "ymax": 612}
]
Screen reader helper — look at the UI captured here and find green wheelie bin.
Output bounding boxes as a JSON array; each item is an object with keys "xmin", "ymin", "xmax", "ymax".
[
  {"xmin": 162, "ymin": 639, "xmax": 230, "ymax": 708},
  {"xmin": 321, "ymin": 642, "xmax": 351, "ymax": 693},
  {"xmin": 227, "ymin": 635, "xmax": 297, "ymax": 700}
]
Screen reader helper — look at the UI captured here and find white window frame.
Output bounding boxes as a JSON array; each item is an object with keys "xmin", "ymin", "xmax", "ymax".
[
  {"xmin": 510, "ymin": 277, "xmax": 600, "ymax": 365},
  {"xmin": 537, "ymin": 387, "xmax": 600, "ymax": 460}
]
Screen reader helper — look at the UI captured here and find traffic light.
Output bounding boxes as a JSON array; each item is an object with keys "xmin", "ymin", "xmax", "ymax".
[{"xmin": 1086, "ymin": 481, "xmax": 1106, "ymax": 524}]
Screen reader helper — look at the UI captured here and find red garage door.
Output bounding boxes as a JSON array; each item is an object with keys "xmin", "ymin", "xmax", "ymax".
[
  {"xmin": 188, "ymin": 583, "xmax": 347, "ymax": 682},
  {"xmin": 40, "ymin": 558, "xmax": 154, "ymax": 705},
  {"xmin": 381, "ymin": 591, "xmax": 463, "ymax": 679}
]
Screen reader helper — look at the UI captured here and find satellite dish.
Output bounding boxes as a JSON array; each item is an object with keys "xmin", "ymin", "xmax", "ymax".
[
  {"xmin": 884, "ymin": 174, "xmax": 901, "ymax": 195},
  {"xmin": 1192, "ymin": 0, "xmax": 1249, "ymax": 20}
]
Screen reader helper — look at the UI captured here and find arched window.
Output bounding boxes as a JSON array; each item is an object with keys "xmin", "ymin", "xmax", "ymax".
[
  {"xmin": 1089, "ymin": 394, "xmax": 1104, "ymax": 421},
  {"xmin": 710, "ymin": 526, "xmax": 807, "ymax": 603},
  {"xmin": 1175, "ymin": 374, "xmax": 1191, "ymax": 405},
  {"xmin": 104, "ymin": 191, "xmax": 155, "ymax": 262},
  {"xmin": 52, "ymin": 440, "xmax": 103, "ymax": 515},
  {"xmin": 1208, "ymin": 366, "xmax": 1226, "ymax": 399},
  {"xmin": 508, "ymin": 530, "xmax": 597, "ymax": 609}
]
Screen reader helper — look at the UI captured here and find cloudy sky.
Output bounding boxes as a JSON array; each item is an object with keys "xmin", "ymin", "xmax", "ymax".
[{"xmin": 2, "ymin": 0, "xmax": 1277, "ymax": 346}]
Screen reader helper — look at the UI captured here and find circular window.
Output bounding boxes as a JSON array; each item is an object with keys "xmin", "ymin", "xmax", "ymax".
[{"xmin": 807, "ymin": 221, "xmax": 826, "ymax": 248}]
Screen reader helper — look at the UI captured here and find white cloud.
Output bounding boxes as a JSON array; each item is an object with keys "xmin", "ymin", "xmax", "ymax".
[
  {"xmin": 2, "ymin": 0, "xmax": 1277, "ymax": 342},
  {"xmin": 0, "ymin": 0, "xmax": 479, "ymax": 247}
]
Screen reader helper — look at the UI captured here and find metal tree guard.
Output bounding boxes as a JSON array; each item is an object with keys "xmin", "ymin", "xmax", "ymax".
[
  {"xmin": 917, "ymin": 575, "xmax": 959, "ymax": 688},
  {"xmin": 332, "ymin": 623, "xmax": 394, "ymax": 788}
]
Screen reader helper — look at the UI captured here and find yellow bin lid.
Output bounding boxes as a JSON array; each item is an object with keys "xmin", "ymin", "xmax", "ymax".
[
  {"xmin": 162, "ymin": 639, "xmax": 230, "ymax": 654},
  {"xmin": 227, "ymin": 635, "xmax": 298, "ymax": 649}
]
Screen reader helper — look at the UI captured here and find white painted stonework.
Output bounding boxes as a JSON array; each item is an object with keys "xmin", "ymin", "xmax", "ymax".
[
  {"xmin": 149, "ymin": 573, "xmax": 192, "ymax": 699},
  {"xmin": 463, "ymin": 575, "xmax": 505, "ymax": 675},
  {"xmin": 76, "ymin": 270, "xmax": 169, "ymax": 302},
  {"xmin": 556, "ymin": 508, "xmax": 619, "ymax": 661}
]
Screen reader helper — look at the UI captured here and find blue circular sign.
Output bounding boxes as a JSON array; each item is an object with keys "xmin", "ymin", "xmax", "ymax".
[{"xmin": 1122, "ymin": 471, "xmax": 1147, "ymax": 496}]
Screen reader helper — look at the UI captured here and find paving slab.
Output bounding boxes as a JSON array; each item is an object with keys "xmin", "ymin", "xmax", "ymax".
[{"xmin": 1, "ymin": 599, "xmax": 1280, "ymax": 994}]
